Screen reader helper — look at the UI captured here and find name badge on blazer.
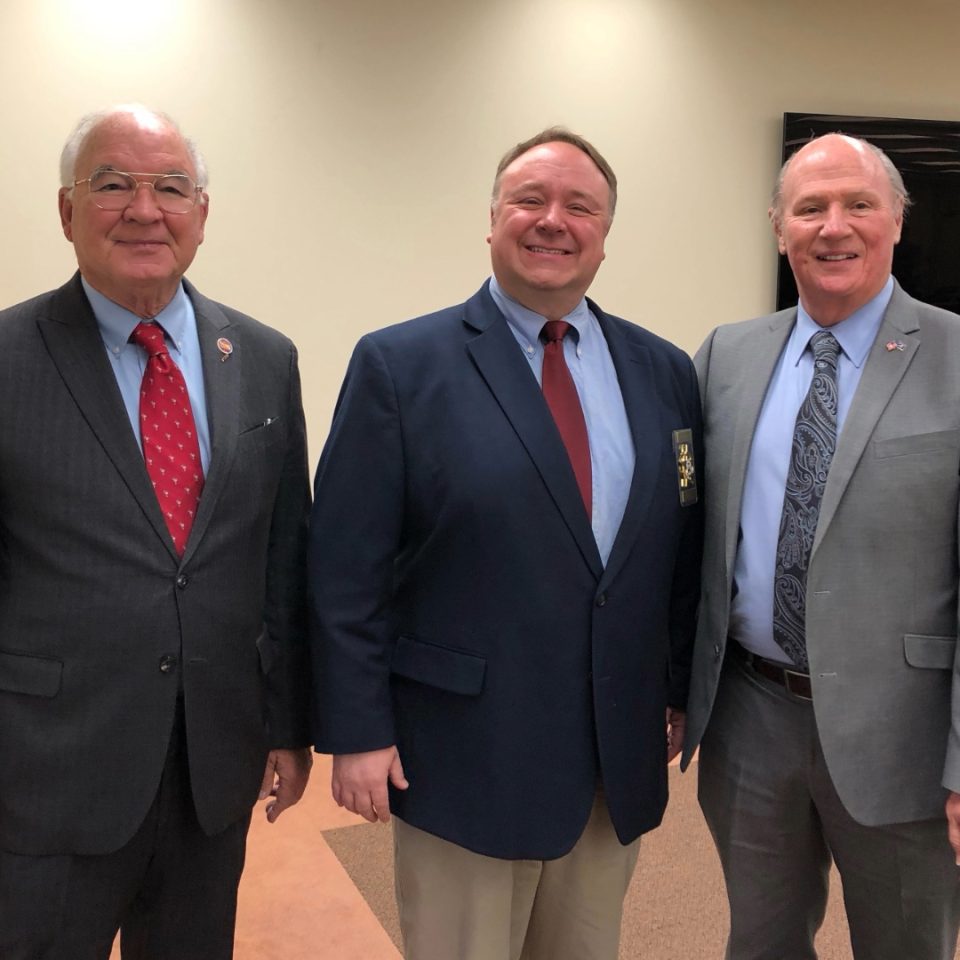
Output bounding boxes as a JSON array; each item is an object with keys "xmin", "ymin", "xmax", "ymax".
[{"xmin": 672, "ymin": 429, "xmax": 698, "ymax": 506}]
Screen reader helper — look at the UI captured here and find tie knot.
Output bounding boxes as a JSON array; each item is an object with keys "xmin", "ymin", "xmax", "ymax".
[
  {"xmin": 130, "ymin": 321, "xmax": 169, "ymax": 358},
  {"xmin": 810, "ymin": 330, "xmax": 840, "ymax": 367},
  {"xmin": 542, "ymin": 320, "xmax": 572, "ymax": 345}
]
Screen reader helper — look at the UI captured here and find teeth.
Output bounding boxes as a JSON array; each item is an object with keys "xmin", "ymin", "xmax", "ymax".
[
  {"xmin": 819, "ymin": 254, "xmax": 854, "ymax": 261},
  {"xmin": 528, "ymin": 246, "xmax": 568, "ymax": 254}
]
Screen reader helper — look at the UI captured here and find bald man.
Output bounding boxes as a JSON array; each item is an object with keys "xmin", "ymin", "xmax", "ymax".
[{"xmin": 683, "ymin": 133, "xmax": 960, "ymax": 959}]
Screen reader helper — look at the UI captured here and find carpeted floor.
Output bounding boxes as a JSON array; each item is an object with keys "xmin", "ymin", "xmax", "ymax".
[{"xmin": 324, "ymin": 765, "xmax": 869, "ymax": 959}]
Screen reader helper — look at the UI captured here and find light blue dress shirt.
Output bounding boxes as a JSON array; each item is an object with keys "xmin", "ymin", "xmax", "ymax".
[
  {"xmin": 489, "ymin": 276, "xmax": 635, "ymax": 567},
  {"xmin": 83, "ymin": 277, "xmax": 212, "ymax": 473},
  {"xmin": 730, "ymin": 277, "xmax": 894, "ymax": 663}
]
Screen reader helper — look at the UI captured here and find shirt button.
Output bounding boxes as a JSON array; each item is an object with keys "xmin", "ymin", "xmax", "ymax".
[
  {"xmin": 596, "ymin": 593, "xmax": 607, "ymax": 607},
  {"xmin": 176, "ymin": 574, "xmax": 189, "ymax": 589},
  {"xmin": 159, "ymin": 655, "xmax": 178, "ymax": 674}
]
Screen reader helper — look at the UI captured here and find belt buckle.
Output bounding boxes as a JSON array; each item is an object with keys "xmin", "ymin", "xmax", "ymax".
[{"xmin": 783, "ymin": 667, "xmax": 812, "ymax": 700}]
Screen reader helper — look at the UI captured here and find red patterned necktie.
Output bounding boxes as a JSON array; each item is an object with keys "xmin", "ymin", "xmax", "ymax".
[
  {"xmin": 541, "ymin": 320, "xmax": 592, "ymax": 518},
  {"xmin": 129, "ymin": 322, "xmax": 205, "ymax": 555}
]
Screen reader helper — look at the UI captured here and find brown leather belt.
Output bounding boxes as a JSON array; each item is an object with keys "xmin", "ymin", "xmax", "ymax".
[{"xmin": 727, "ymin": 638, "xmax": 812, "ymax": 701}]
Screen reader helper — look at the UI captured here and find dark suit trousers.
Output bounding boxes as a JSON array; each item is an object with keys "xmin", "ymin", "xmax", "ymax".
[
  {"xmin": 698, "ymin": 656, "xmax": 960, "ymax": 960},
  {"xmin": 0, "ymin": 700, "xmax": 251, "ymax": 960}
]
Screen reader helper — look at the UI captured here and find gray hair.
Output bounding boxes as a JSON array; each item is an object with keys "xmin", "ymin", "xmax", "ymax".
[
  {"xmin": 59, "ymin": 104, "xmax": 209, "ymax": 189},
  {"xmin": 770, "ymin": 134, "xmax": 911, "ymax": 225}
]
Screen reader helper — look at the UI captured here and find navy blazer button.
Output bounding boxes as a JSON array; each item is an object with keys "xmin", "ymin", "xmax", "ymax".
[
  {"xmin": 159, "ymin": 655, "xmax": 178, "ymax": 674},
  {"xmin": 595, "ymin": 593, "xmax": 607, "ymax": 607},
  {"xmin": 176, "ymin": 574, "xmax": 189, "ymax": 589}
]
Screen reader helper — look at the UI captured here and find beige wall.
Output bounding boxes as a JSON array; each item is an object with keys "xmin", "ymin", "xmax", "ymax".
[{"xmin": 3, "ymin": 0, "xmax": 960, "ymax": 461}]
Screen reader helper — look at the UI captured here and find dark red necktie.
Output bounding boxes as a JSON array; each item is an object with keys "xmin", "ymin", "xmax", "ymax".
[
  {"xmin": 541, "ymin": 320, "xmax": 592, "ymax": 518},
  {"xmin": 130, "ymin": 322, "xmax": 205, "ymax": 555}
]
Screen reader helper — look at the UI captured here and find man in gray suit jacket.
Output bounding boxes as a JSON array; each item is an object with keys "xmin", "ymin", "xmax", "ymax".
[
  {"xmin": 0, "ymin": 105, "xmax": 312, "ymax": 959},
  {"xmin": 683, "ymin": 133, "xmax": 960, "ymax": 958}
]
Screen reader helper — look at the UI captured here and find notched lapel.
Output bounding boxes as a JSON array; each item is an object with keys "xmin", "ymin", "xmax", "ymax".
[
  {"xmin": 181, "ymin": 286, "xmax": 240, "ymax": 563},
  {"xmin": 814, "ymin": 308, "xmax": 919, "ymax": 555},
  {"xmin": 597, "ymin": 316, "xmax": 659, "ymax": 586},
  {"xmin": 463, "ymin": 290, "xmax": 603, "ymax": 580},
  {"xmin": 722, "ymin": 314, "xmax": 794, "ymax": 576},
  {"xmin": 37, "ymin": 278, "xmax": 177, "ymax": 558}
]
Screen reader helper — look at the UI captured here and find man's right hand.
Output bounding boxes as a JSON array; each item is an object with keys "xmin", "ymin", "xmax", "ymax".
[{"xmin": 332, "ymin": 746, "xmax": 409, "ymax": 823}]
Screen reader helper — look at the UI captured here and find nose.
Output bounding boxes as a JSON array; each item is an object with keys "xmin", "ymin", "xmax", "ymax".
[
  {"xmin": 537, "ymin": 200, "xmax": 566, "ymax": 232},
  {"xmin": 820, "ymin": 202, "xmax": 852, "ymax": 237},
  {"xmin": 122, "ymin": 181, "xmax": 164, "ymax": 222}
]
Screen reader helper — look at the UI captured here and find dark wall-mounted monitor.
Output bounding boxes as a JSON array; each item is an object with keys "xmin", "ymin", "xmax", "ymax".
[{"xmin": 776, "ymin": 112, "xmax": 960, "ymax": 315}]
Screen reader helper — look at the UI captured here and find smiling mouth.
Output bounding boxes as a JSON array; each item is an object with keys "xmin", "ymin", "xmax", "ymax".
[
  {"xmin": 817, "ymin": 253, "xmax": 857, "ymax": 261},
  {"xmin": 527, "ymin": 245, "xmax": 571, "ymax": 256}
]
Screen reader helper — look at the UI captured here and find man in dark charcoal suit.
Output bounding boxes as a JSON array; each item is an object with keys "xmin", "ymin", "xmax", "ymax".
[{"xmin": 0, "ymin": 104, "xmax": 312, "ymax": 960}]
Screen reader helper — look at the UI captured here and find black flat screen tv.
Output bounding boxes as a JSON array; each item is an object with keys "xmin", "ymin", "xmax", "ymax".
[{"xmin": 776, "ymin": 112, "xmax": 960, "ymax": 315}]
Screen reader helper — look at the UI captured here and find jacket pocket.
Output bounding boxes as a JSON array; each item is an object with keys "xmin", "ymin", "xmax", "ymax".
[
  {"xmin": 903, "ymin": 634, "xmax": 956, "ymax": 669},
  {"xmin": 0, "ymin": 649, "xmax": 63, "ymax": 697},
  {"xmin": 874, "ymin": 430, "xmax": 960, "ymax": 459},
  {"xmin": 391, "ymin": 635, "xmax": 486, "ymax": 696}
]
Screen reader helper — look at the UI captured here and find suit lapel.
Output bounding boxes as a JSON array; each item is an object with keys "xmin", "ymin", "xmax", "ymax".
[
  {"xmin": 722, "ymin": 312, "xmax": 795, "ymax": 578},
  {"xmin": 36, "ymin": 275, "xmax": 179, "ymax": 558},
  {"xmin": 595, "ymin": 309, "xmax": 660, "ymax": 587},
  {"xmin": 179, "ymin": 281, "xmax": 239, "ymax": 564},
  {"xmin": 464, "ymin": 285, "xmax": 603, "ymax": 580},
  {"xmin": 813, "ymin": 289, "xmax": 919, "ymax": 555}
]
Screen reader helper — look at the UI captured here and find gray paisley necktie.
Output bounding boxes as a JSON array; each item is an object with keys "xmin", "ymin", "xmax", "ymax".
[{"xmin": 773, "ymin": 330, "xmax": 840, "ymax": 670}]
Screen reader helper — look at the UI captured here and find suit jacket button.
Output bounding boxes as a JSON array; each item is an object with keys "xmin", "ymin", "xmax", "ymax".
[
  {"xmin": 596, "ymin": 592, "xmax": 607, "ymax": 607},
  {"xmin": 159, "ymin": 655, "xmax": 178, "ymax": 674},
  {"xmin": 176, "ymin": 574, "xmax": 189, "ymax": 589}
]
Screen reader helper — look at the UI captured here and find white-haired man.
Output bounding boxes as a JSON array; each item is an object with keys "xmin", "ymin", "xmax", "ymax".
[{"xmin": 0, "ymin": 105, "xmax": 312, "ymax": 959}]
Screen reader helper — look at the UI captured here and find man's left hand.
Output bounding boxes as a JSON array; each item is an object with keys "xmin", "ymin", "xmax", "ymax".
[
  {"xmin": 666, "ymin": 707, "xmax": 685, "ymax": 764},
  {"xmin": 260, "ymin": 748, "xmax": 313, "ymax": 823},
  {"xmin": 946, "ymin": 791, "xmax": 960, "ymax": 864}
]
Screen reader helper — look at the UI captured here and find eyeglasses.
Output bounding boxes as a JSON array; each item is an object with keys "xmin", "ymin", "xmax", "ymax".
[{"xmin": 72, "ymin": 169, "xmax": 203, "ymax": 214}]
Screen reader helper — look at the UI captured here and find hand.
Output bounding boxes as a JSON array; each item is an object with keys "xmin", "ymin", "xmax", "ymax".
[
  {"xmin": 332, "ymin": 746, "xmax": 409, "ymax": 824},
  {"xmin": 946, "ymin": 791, "xmax": 960, "ymax": 865},
  {"xmin": 666, "ymin": 707, "xmax": 686, "ymax": 764},
  {"xmin": 259, "ymin": 748, "xmax": 313, "ymax": 823}
]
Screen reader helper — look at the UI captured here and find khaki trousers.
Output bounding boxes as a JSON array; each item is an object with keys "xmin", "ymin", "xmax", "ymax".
[{"xmin": 393, "ymin": 791, "xmax": 640, "ymax": 960}]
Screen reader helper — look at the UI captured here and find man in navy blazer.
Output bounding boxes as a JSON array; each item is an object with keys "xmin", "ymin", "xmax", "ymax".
[{"xmin": 309, "ymin": 128, "xmax": 702, "ymax": 960}]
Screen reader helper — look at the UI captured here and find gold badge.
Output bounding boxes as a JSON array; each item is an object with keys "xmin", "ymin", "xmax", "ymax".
[{"xmin": 672, "ymin": 429, "xmax": 698, "ymax": 506}]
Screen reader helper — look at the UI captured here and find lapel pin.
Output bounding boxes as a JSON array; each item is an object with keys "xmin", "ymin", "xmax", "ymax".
[
  {"xmin": 885, "ymin": 340, "xmax": 905, "ymax": 352},
  {"xmin": 217, "ymin": 337, "xmax": 234, "ymax": 362},
  {"xmin": 671, "ymin": 428, "xmax": 698, "ymax": 506}
]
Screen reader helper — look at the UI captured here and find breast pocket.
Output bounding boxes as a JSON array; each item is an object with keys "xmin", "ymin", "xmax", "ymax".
[
  {"xmin": 0, "ymin": 649, "xmax": 62, "ymax": 697},
  {"xmin": 873, "ymin": 429, "xmax": 960, "ymax": 460}
]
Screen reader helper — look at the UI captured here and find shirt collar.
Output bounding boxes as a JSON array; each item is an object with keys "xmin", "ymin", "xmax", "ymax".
[
  {"xmin": 787, "ymin": 275, "xmax": 894, "ymax": 370},
  {"xmin": 488, "ymin": 275, "xmax": 592, "ymax": 348},
  {"xmin": 82, "ymin": 277, "xmax": 192, "ymax": 355}
]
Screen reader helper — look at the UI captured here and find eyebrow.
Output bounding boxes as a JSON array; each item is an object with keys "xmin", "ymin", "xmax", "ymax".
[
  {"xmin": 506, "ymin": 180, "xmax": 604, "ymax": 206},
  {"xmin": 91, "ymin": 163, "xmax": 193, "ymax": 178}
]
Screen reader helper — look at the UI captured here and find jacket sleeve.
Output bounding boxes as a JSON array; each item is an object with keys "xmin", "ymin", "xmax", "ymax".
[
  {"xmin": 261, "ymin": 342, "xmax": 313, "ymax": 748},
  {"xmin": 308, "ymin": 335, "xmax": 406, "ymax": 754},
  {"xmin": 667, "ymin": 350, "xmax": 705, "ymax": 710}
]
